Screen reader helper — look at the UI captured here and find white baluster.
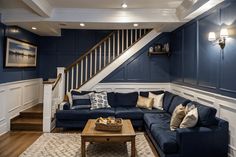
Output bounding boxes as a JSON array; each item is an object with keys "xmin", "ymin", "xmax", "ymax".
[
  {"xmin": 108, "ymin": 37, "xmax": 111, "ymax": 63},
  {"xmin": 90, "ymin": 52, "xmax": 92, "ymax": 78},
  {"xmin": 71, "ymin": 67, "xmax": 74, "ymax": 89},
  {"xmin": 131, "ymin": 29, "xmax": 133, "ymax": 44},
  {"xmin": 85, "ymin": 56, "xmax": 88, "ymax": 81},
  {"xmin": 66, "ymin": 71, "xmax": 69, "ymax": 92},
  {"xmin": 95, "ymin": 49, "xmax": 97, "ymax": 74},
  {"xmin": 113, "ymin": 34, "xmax": 115, "ymax": 60},
  {"xmin": 135, "ymin": 29, "xmax": 137, "ymax": 41},
  {"xmin": 81, "ymin": 60, "xmax": 83, "ymax": 85},
  {"xmin": 122, "ymin": 29, "xmax": 124, "ymax": 51},
  {"xmin": 117, "ymin": 30, "xmax": 120, "ymax": 56},
  {"xmin": 104, "ymin": 41, "xmax": 106, "ymax": 67},
  {"xmin": 76, "ymin": 63, "xmax": 78, "ymax": 88},
  {"xmin": 139, "ymin": 29, "xmax": 142, "ymax": 38},
  {"xmin": 99, "ymin": 45, "xmax": 102, "ymax": 70}
]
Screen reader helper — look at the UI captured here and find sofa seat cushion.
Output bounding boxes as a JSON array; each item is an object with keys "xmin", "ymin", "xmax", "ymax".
[
  {"xmin": 56, "ymin": 109, "xmax": 90, "ymax": 120},
  {"xmin": 90, "ymin": 108, "xmax": 115, "ymax": 118},
  {"xmin": 144, "ymin": 113, "xmax": 171, "ymax": 129},
  {"xmin": 151, "ymin": 124, "xmax": 178, "ymax": 154},
  {"xmin": 115, "ymin": 107, "xmax": 143, "ymax": 120},
  {"xmin": 167, "ymin": 96, "xmax": 191, "ymax": 114},
  {"xmin": 141, "ymin": 108, "xmax": 166, "ymax": 114},
  {"xmin": 57, "ymin": 108, "xmax": 116, "ymax": 120}
]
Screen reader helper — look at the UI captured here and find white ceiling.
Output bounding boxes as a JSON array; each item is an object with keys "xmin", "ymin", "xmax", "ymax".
[{"xmin": 0, "ymin": 0, "xmax": 224, "ymax": 36}]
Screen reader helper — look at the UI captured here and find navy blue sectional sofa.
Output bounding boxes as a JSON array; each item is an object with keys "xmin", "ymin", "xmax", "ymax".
[{"xmin": 56, "ymin": 91, "xmax": 229, "ymax": 157}]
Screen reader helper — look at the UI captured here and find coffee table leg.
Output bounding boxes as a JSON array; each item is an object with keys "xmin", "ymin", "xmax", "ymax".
[
  {"xmin": 131, "ymin": 138, "xmax": 135, "ymax": 157},
  {"xmin": 81, "ymin": 138, "xmax": 86, "ymax": 157}
]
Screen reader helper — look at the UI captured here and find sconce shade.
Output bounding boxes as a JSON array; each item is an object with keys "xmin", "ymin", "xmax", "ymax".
[
  {"xmin": 208, "ymin": 32, "xmax": 216, "ymax": 41},
  {"xmin": 220, "ymin": 28, "xmax": 228, "ymax": 37}
]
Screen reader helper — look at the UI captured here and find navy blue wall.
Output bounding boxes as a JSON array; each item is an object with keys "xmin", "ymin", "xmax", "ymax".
[
  {"xmin": 39, "ymin": 29, "xmax": 111, "ymax": 79},
  {"xmin": 170, "ymin": 1, "xmax": 236, "ymax": 98},
  {"xmin": 0, "ymin": 24, "xmax": 39, "ymax": 84},
  {"xmin": 102, "ymin": 33, "xmax": 171, "ymax": 82}
]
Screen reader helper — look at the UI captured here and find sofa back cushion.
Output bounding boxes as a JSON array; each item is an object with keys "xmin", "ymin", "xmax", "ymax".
[
  {"xmin": 163, "ymin": 92, "xmax": 176, "ymax": 111},
  {"xmin": 140, "ymin": 90, "xmax": 164, "ymax": 97},
  {"xmin": 115, "ymin": 92, "xmax": 138, "ymax": 107},
  {"xmin": 168, "ymin": 96, "xmax": 191, "ymax": 114},
  {"xmin": 190, "ymin": 102, "xmax": 217, "ymax": 126}
]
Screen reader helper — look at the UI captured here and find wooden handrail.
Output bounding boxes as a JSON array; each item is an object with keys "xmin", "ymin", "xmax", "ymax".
[
  {"xmin": 65, "ymin": 31, "xmax": 116, "ymax": 72},
  {"xmin": 52, "ymin": 73, "xmax": 62, "ymax": 90}
]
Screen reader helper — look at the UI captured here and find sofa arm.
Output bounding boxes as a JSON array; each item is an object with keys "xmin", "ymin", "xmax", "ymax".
[
  {"xmin": 58, "ymin": 102, "xmax": 70, "ymax": 110},
  {"xmin": 176, "ymin": 126, "xmax": 228, "ymax": 157}
]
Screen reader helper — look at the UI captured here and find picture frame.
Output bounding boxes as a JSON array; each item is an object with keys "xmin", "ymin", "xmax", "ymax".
[{"xmin": 5, "ymin": 37, "xmax": 37, "ymax": 67}]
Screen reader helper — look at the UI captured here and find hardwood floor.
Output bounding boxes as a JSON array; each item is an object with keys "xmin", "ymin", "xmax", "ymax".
[
  {"xmin": 0, "ymin": 130, "xmax": 159, "ymax": 157},
  {"xmin": 0, "ymin": 131, "xmax": 42, "ymax": 157}
]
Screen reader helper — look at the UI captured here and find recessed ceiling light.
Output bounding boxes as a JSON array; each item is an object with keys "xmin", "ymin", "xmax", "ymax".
[
  {"xmin": 121, "ymin": 3, "xmax": 127, "ymax": 8},
  {"xmin": 32, "ymin": 27, "xmax": 37, "ymax": 30},
  {"xmin": 133, "ymin": 23, "xmax": 139, "ymax": 27},
  {"xmin": 80, "ymin": 23, "xmax": 85, "ymax": 27}
]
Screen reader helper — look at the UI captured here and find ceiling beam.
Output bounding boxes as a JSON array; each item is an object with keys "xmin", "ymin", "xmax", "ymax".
[
  {"xmin": 22, "ymin": 0, "xmax": 52, "ymax": 17},
  {"xmin": 176, "ymin": 0, "xmax": 224, "ymax": 20}
]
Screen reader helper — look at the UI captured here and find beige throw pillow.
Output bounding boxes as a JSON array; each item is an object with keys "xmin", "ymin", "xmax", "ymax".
[
  {"xmin": 180, "ymin": 105, "xmax": 198, "ymax": 128},
  {"xmin": 137, "ymin": 96, "xmax": 154, "ymax": 110},
  {"xmin": 170, "ymin": 104, "xmax": 186, "ymax": 131},
  {"xmin": 148, "ymin": 92, "xmax": 164, "ymax": 110}
]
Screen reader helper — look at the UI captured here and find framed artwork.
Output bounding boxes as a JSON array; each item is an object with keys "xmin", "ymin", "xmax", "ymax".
[{"xmin": 5, "ymin": 38, "xmax": 37, "ymax": 67}]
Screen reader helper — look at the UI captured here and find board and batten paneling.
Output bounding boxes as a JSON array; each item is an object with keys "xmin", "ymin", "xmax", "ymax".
[
  {"xmin": 170, "ymin": 1, "xmax": 236, "ymax": 98},
  {"xmin": 171, "ymin": 83, "xmax": 236, "ymax": 157},
  {"xmin": 0, "ymin": 79, "xmax": 43, "ymax": 135}
]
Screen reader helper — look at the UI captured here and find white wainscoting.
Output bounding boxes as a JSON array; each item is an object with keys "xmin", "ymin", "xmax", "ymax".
[
  {"xmin": 0, "ymin": 78, "xmax": 43, "ymax": 135},
  {"xmin": 171, "ymin": 83, "xmax": 236, "ymax": 157},
  {"xmin": 91, "ymin": 83, "xmax": 170, "ymax": 93}
]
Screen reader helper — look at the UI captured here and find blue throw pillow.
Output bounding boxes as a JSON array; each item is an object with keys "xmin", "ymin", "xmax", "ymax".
[{"xmin": 115, "ymin": 92, "xmax": 138, "ymax": 107}]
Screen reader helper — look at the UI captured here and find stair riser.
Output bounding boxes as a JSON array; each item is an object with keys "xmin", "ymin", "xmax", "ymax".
[
  {"xmin": 11, "ymin": 124, "xmax": 42, "ymax": 131},
  {"xmin": 20, "ymin": 113, "xmax": 43, "ymax": 119}
]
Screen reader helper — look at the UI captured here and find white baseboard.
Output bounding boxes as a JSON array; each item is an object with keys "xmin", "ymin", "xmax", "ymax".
[{"xmin": 0, "ymin": 78, "xmax": 43, "ymax": 135}]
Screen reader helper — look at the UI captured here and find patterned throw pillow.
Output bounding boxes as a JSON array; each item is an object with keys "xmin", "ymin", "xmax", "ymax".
[{"xmin": 89, "ymin": 92, "xmax": 111, "ymax": 110}]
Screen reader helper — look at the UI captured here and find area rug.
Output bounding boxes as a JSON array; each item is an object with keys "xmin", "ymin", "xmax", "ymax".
[{"xmin": 19, "ymin": 133, "xmax": 155, "ymax": 157}]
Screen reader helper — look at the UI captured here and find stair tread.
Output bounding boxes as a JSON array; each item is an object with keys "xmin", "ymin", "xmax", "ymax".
[
  {"xmin": 21, "ymin": 103, "xmax": 43, "ymax": 114},
  {"xmin": 11, "ymin": 118, "xmax": 42, "ymax": 125}
]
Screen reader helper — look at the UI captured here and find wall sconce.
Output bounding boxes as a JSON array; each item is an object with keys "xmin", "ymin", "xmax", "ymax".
[{"xmin": 208, "ymin": 28, "xmax": 229, "ymax": 50}]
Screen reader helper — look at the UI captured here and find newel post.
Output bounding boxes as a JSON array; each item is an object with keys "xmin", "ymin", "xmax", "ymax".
[
  {"xmin": 43, "ymin": 83, "xmax": 53, "ymax": 132},
  {"xmin": 57, "ymin": 67, "xmax": 66, "ymax": 101}
]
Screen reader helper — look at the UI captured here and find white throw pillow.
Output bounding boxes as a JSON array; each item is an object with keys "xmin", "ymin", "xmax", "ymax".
[
  {"xmin": 148, "ymin": 92, "xmax": 164, "ymax": 110},
  {"xmin": 180, "ymin": 106, "xmax": 198, "ymax": 128}
]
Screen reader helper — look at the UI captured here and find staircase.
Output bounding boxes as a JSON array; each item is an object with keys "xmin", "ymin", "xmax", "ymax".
[
  {"xmin": 11, "ymin": 104, "xmax": 43, "ymax": 131},
  {"xmin": 64, "ymin": 29, "xmax": 160, "ymax": 92}
]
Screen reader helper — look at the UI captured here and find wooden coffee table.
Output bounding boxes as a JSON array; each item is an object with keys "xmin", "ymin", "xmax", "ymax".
[{"xmin": 81, "ymin": 119, "xmax": 136, "ymax": 157}]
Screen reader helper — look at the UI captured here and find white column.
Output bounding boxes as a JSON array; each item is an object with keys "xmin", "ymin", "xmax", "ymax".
[
  {"xmin": 43, "ymin": 84, "xmax": 53, "ymax": 132},
  {"xmin": 57, "ymin": 67, "xmax": 65, "ymax": 102}
]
